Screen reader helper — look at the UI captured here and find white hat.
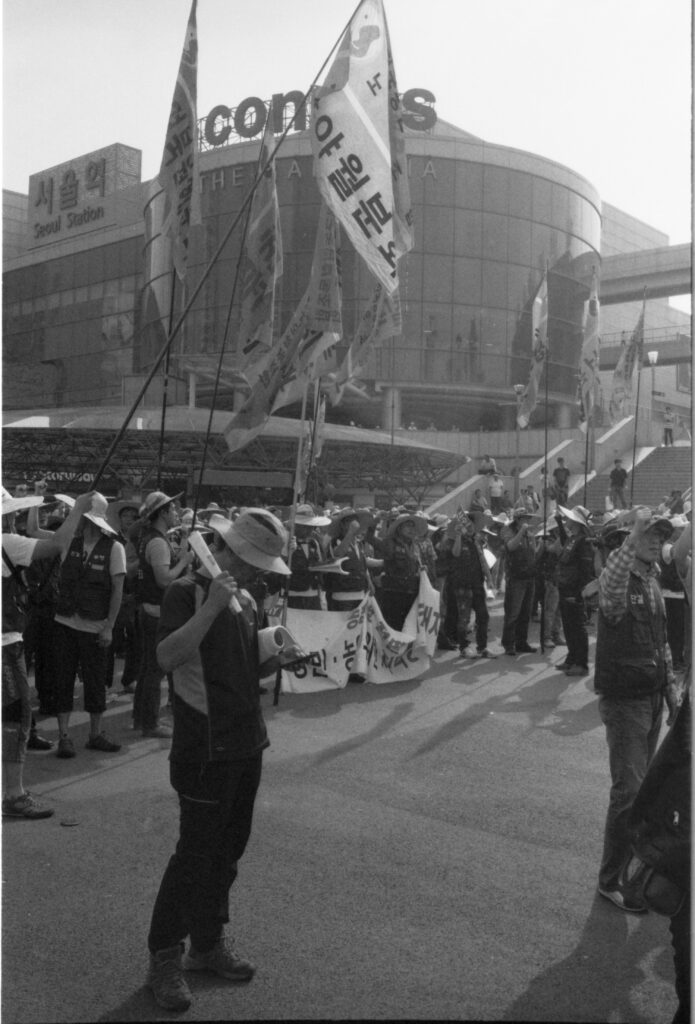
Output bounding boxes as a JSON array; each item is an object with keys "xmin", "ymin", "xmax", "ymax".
[
  {"xmin": 140, "ymin": 491, "xmax": 182, "ymax": 520},
  {"xmin": 1, "ymin": 485, "xmax": 44, "ymax": 515},
  {"xmin": 208, "ymin": 509, "xmax": 290, "ymax": 576},
  {"xmin": 82, "ymin": 493, "xmax": 118, "ymax": 536},
  {"xmin": 294, "ymin": 503, "xmax": 331, "ymax": 528}
]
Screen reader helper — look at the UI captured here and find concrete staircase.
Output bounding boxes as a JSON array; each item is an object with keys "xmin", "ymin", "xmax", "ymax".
[{"xmin": 581, "ymin": 445, "xmax": 692, "ymax": 513}]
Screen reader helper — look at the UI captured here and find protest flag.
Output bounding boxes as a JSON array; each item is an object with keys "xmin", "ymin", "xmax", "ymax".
[
  {"xmin": 237, "ymin": 112, "xmax": 284, "ymax": 385},
  {"xmin": 517, "ymin": 271, "xmax": 549, "ymax": 429},
  {"xmin": 578, "ymin": 266, "xmax": 601, "ymax": 433},
  {"xmin": 158, "ymin": 0, "xmax": 200, "ymax": 281},
  {"xmin": 609, "ymin": 302, "xmax": 645, "ymax": 424},
  {"xmin": 328, "ymin": 280, "xmax": 402, "ymax": 405},
  {"xmin": 223, "ymin": 206, "xmax": 342, "ymax": 453},
  {"xmin": 311, "ymin": 0, "xmax": 413, "ymax": 294}
]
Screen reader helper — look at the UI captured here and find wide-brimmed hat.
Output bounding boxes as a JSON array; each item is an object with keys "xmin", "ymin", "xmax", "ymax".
[
  {"xmin": 668, "ymin": 514, "xmax": 689, "ymax": 530},
  {"xmin": 386, "ymin": 512, "xmax": 429, "ymax": 540},
  {"xmin": 512, "ymin": 506, "xmax": 535, "ymax": 520},
  {"xmin": 294, "ymin": 503, "xmax": 331, "ymax": 528},
  {"xmin": 327, "ymin": 507, "xmax": 375, "ymax": 537},
  {"xmin": 140, "ymin": 491, "xmax": 182, "ymax": 520},
  {"xmin": 557, "ymin": 505, "xmax": 592, "ymax": 529},
  {"xmin": 1, "ymin": 485, "xmax": 45, "ymax": 516},
  {"xmin": 106, "ymin": 498, "xmax": 141, "ymax": 532},
  {"xmin": 208, "ymin": 509, "xmax": 290, "ymax": 576},
  {"xmin": 535, "ymin": 517, "xmax": 560, "ymax": 537},
  {"xmin": 615, "ymin": 507, "xmax": 674, "ymax": 537},
  {"xmin": 82, "ymin": 493, "xmax": 118, "ymax": 536}
]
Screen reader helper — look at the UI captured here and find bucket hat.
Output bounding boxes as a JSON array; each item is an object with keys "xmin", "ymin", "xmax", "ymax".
[
  {"xmin": 82, "ymin": 493, "xmax": 118, "ymax": 536},
  {"xmin": 106, "ymin": 498, "xmax": 141, "ymax": 532},
  {"xmin": 386, "ymin": 512, "xmax": 429, "ymax": 540},
  {"xmin": 294, "ymin": 503, "xmax": 331, "ymax": 528},
  {"xmin": 208, "ymin": 509, "xmax": 290, "ymax": 576},
  {"xmin": 1, "ymin": 485, "xmax": 45, "ymax": 516},
  {"xmin": 140, "ymin": 491, "xmax": 182, "ymax": 520},
  {"xmin": 327, "ymin": 507, "xmax": 375, "ymax": 537},
  {"xmin": 557, "ymin": 505, "xmax": 592, "ymax": 529},
  {"xmin": 512, "ymin": 506, "xmax": 534, "ymax": 520}
]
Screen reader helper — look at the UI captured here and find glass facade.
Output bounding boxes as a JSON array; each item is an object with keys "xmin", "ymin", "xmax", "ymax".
[{"xmin": 5, "ymin": 128, "xmax": 602, "ymax": 428}]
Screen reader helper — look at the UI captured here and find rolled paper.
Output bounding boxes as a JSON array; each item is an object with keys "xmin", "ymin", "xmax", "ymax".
[{"xmin": 187, "ymin": 529, "xmax": 242, "ymax": 612}]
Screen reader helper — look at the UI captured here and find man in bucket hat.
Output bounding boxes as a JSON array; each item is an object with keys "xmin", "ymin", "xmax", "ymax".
[
  {"xmin": 134, "ymin": 491, "xmax": 192, "ymax": 739},
  {"xmin": 2, "ymin": 486, "xmax": 94, "ymax": 817},
  {"xmin": 51, "ymin": 492, "xmax": 127, "ymax": 758},
  {"xmin": 145, "ymin": 509, "xmax": 294, "ymax": 1012}
]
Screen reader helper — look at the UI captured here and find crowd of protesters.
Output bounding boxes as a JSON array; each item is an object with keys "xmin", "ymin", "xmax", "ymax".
[{"xmin": 2, "ymin": 473, "xmax": 691, "ymax": 1018}]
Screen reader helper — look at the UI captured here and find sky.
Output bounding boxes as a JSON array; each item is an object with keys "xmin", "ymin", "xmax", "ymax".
[{"xmin": 3, "ymin": 0, "xmax": 693, "ymax": 254}]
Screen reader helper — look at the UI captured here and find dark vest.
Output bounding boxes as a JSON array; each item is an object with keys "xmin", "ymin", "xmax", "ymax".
[
  {"xmin": 135, "ymin": 525, "xmax": 173, "ymax": 605},
  {"xmin": 504, "ymin": 527, "xmax": 536, "ymax": 580},
  {"xmin": 594, "ymin": 572, "xmax": 667, "ymax": 698},
  {"xmin": 556, "ymin": 535, "xmax": 595, "ymax": 596},
  {"xmin": 55, "ymin": 534, "xmax": 115, "ymax": 621},
  {"xmin": 289, "ymin": 537, "xmax": 322, "ymax": 592}
]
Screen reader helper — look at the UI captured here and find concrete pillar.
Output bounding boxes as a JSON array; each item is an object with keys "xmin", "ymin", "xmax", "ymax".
[{"xmin": 382, "ymin": 387, "xmax": 402, "ymax": 432}]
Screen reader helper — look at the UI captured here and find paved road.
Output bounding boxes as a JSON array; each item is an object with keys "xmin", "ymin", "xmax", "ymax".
[{"xmin": 3, "ymin": 605, "xmax": 679, "ymax": 1022}]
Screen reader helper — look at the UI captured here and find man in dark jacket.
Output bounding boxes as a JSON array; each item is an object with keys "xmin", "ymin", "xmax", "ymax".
[
  {"xmin": 501, "ymin": 508, "xmax": 537, "ymax": 656},
  {"xmin": 438, "ymin": 513, "xmax": 495, "ymax": 657},
  {"xmin": 552, "ymin": 506, "xmax": 596, "ymax": 676},
  {"xmin": 594, "ymin": 507, "xmax": 681, "ymax": 913},
  {"xmin": 146, "ymin": 509, "xmax": 297, "ymax": 1013}
]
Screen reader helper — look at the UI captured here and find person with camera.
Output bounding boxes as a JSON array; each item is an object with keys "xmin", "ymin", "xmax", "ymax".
[
  {"xmin": 438, "ymin": 512, "xmax": 495, "ymax": 658},
  {"xmin": 594, "ymin": 507, "xmax": 681, "ymax": 913}
]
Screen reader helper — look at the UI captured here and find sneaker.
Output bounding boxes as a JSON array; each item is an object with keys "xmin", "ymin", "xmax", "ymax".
[
  {"xmin": 565, "ymin": 665, "xmax": 589, "ymax": 677},
  {"xmin": 476, "ymin": 649, "xmax": 497, "ymax": 659},
  {"xmin": 27, "ymin": 732, "xmax": 53, "ymax": 751},
  {"xmin": 85, "ymin": 732, "xmax": 121, "ymax": 753},
  {"xmin": 542, "ymin": 639, "xmax": 556, "ymax": 649},
  {"xmin": 515, "ymin": 643, "xmax": 537, "ymax": 654},
  {"xmin": 56, "ymin": 735, "xmax": 76, "ymax": 759},
  {"xmin": 597, "ymin": 886, "xmax": 647, "ymax": 914},
  {"xmin": 147, "ymin": 944, "xmax": 193, "ymax": 1011},
  {"xmin": 2, "ymin": 792, "xmax": 54, "ymax": 819},
  {"xmin": 183, "ymin": 935, "xmax": 255, "ymax": 982},
  {"xmin": 142, "ymin": 724, "xmax": 173, "ymax": 739}
]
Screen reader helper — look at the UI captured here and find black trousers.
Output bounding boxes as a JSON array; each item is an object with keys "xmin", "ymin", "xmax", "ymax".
[
  {"xmin": 148, "ymin": 755, "xmax": 263, "ymax": 954},
  {"xmin": 559, "ymin": 595, "xmax": 588, "ymax": 669}
]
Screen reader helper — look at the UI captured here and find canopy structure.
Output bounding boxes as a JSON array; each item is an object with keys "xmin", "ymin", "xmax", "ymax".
[{"xmin": 2, "ymin": 406, "xmax": 468, "ymax": 505}]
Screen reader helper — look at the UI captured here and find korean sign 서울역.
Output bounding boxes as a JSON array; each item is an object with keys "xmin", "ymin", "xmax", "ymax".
[{"xmin": 27, "ymin": 144, "xmax": 141, "ymax": 249}]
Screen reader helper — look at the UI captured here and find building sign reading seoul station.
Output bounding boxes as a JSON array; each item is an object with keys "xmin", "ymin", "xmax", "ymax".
[
  {"xmin": 200, "ymin": 88, "xmax": 437, "ymax": 147},
  {"xmin": 27, "ymin": 143, "xmax": 141, "ymax": 250}
]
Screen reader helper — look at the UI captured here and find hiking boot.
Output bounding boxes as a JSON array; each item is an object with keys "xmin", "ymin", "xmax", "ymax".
[
  {"xmin": 542, "ymin": 639, "xmax": 555, "ymax": 649},
  {"xmin": 597, "ymin": 886, "xmax": 647, "ymax": 914},
  {"xmin": 56, "ymin": 735, "xmax": 76, "ymax": 759},
  {"xmin": 2, "ymin": 792, "xmax": 54, "ymax": 819},
  {"xmin": 142, "ymin": 724, "xmax": 173, "ymax": 739},
  {"xmin": 565, "ymin": 665, "xmax": 588, "ymax": 677},
  {"xmin": 147, "ymin": 944, "xmax": 193, "ymax": 1011},
  {"xmin": 476, "ymin": 649, "xmax": 496, "ymax": 659},
  {"xmin": 516, "ymin": 643, "xmax": 537, "ymax": 654},
  {"xmin": 85, "ymin": 732, "xmax": 121, "ymax": 753},
  {"xmin": 504, "ymin": 648, "xmax": 517, "ymax": 657},
  {"xmin": 183, "ymin": 935, "xmax": 256, "ymax": 982}
]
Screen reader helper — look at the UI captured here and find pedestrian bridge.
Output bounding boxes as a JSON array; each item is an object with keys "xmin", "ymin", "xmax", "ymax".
[{"xmin": 600, "ymin": 243, "xmax": 691, "ymax": 304}]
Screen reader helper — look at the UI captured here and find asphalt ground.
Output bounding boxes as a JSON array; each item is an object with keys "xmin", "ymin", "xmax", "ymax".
[{"xmin": 3, "ymin": 600, "xmax": 680, "ymax": 1022}]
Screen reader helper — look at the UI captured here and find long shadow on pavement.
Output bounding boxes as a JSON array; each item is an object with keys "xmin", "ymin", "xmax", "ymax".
[{"xmin": 502, "ymin": 894, "xmax": 676, "ymax": 1022}]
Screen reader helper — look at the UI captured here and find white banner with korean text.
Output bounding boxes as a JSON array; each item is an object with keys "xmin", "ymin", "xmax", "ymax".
[{"xmin": 269, "ymin": 570, "xmax": 440, "ymax": 692}]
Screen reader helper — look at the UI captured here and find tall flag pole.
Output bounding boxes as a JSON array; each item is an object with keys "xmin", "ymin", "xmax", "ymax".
[
  {"xmin": 578, "ymin": 266, "xmax": 601, "ymax": 434},
  {"xmin": 311, "ymin": 0, "xmax": 413, "ymax": 294},
  {"xmin": 517, "ymin": 270, "xmax": 549, "ymax": 429},
  {"xmin": 158, "ymin": 0, "xmax": 200, "ymax": 282},
  {"xmin": 609, "ymin": 301, "xmax": 645, "ymax": 424},
  {"xmin": 237, "ymin": 111, "xmax": 284, "ymax": 387},
  {"xmin": 629, "ymin": 290, "xmax": 648, "ymax": 505}
]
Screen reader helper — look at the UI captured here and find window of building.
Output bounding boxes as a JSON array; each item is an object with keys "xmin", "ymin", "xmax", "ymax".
[{"xmin": 483, "ymin": 166, "xmax": 509, "ymax": 215}]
